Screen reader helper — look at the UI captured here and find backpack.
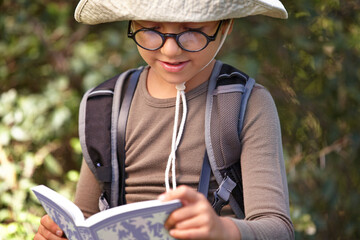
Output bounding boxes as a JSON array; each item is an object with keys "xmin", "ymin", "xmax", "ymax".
[{"xmin": 78, "ymin": 60, "xmax": 255, "ymax": 219}]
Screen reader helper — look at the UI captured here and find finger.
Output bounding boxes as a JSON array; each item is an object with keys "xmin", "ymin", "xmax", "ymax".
[
  {"xmin": 162, "ymin": 185, "xmax": 204, "ymax": 204},
  {"xmin": 169, "ymin": 226, "xmax": 210, "ymax": 240},
  {"xmin": 40, "ymin": 215, "xmax": 64, "ymax": 236},
  {"xmin": 34, "ymin": 232, "xmax": 46, "ymax": 240},
  {"xmin": 165, "ymin": 200, "xmax": 212, "ymax": 230},
  {"xmin": 37, "ymin": 224, "xmax": 67, "ymax": 240},
  {"xmin": 170, "ymin": 217, "xmax": 239, "ymax": 240},
  {"xmin": 165, "ymin": 205, "xmax": 193, "ymax": 230},
  {"xmin": 167, "ymin": 200, "xmax": 208, "ymax": 223},
  {"xmin": 173, "ymin": 214, "xmax": 211, "ymax": 230},
  {"xmin": 38, "ymin": 215, "xmax": 66, "ymax": 240}
]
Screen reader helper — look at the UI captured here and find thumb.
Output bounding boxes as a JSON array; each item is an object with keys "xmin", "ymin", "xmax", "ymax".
[{"xmin": 158, "ymin": 185, "xmax": 201, "ymax": 204}]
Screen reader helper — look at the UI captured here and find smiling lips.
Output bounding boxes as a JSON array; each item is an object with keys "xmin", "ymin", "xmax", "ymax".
[{"xmin": 159, "ymin": 60, "xmax": 189, "ymax": 72}]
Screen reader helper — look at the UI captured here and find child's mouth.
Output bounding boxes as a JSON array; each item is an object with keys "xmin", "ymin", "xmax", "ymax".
[{"xmin": 159, "ymin": 60, "xmax": 189, "ymax": 72}]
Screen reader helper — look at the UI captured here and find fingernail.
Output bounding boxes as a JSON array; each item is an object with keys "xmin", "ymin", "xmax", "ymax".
[
  {"xmin": 56, "ymin": 230, "xmax": 63, "ymax": 237},
  {"xmin": 158, "ymin": 193, "xmax": 166, "ymax": 201},
  {"xmin": 169, "ymin": 229, "xmax": 175, "ymax": 236}
]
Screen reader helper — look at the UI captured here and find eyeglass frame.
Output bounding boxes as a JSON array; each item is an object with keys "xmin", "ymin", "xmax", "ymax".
[{"xmin": 127, "ymin": 20, "xmax": 224, "ymax": 52}]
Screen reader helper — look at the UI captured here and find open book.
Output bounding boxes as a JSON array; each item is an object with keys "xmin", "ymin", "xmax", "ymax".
[{"xmin": 32, "ymin": 185, "xmax": 182, "ymax": 240}]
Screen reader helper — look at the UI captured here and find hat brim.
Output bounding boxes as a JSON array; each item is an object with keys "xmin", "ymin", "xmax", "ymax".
[{"xmin": 75, "ymin": 0, "xmax": 288, "ymax": 25}]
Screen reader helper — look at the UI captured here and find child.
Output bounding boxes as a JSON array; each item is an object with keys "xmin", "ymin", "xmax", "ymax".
[{"xmin": 35, "ymin": 0, "xmax": 294, "ymax": 239}]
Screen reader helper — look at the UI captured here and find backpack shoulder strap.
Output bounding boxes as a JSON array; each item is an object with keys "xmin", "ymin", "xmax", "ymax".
[
  {"xmin": 116, "ymin": 69, "xmax": 142, "ymax": 206},
  {"xmin": 79, "ymin": 67, "xmax": 143, "ymax": 209},
  {"xmin": 204, "ymin": 60, "xmax": 255, "ymax": 218}
]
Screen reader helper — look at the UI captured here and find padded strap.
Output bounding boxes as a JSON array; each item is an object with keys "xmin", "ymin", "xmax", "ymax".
[
  {"xmin": 238, "ymin": 77, "xmax": 255, "ymax": 132},
  {"xmin": 197, "ymin": 152, "xmax": 211, "ymax": 197},
  {"xmin": 116, "ymin": 69, "xmax": 142, "ymax": 205},
  {"xmin": 203, "ymin": 62, "xmax": 255, "ymax": 219}
]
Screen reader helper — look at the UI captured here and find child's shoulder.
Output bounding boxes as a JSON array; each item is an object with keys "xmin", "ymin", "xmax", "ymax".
[
  {"xmin": 251, "ymin": 83, "xmax": 273, "ymax": 101},
  {"xmin": 247, "ymin": 83, "xmax": 278, "ymax": 115}
]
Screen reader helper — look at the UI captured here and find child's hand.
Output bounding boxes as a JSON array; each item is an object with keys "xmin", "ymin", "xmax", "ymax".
[
  {"xmin": 34, "ymin": 214, "xmax": 67, "ymax": 240},
  {"xmin": 159, "ymin": 185, "xmax": 241, "ymax": 240}
]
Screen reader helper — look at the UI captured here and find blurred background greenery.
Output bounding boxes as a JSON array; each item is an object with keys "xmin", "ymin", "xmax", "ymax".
[{"xmin": 1, "ymin": 0, "xmax": 359, "ymax": 239}]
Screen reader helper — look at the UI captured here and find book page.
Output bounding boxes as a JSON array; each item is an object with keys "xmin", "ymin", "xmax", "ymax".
[
  {"xmin": 85, "ymin": 199, "xmax": 180, "ymax": 226},
  {"xmin": 32, "ymin": 185, "xmax": 85, "ymax": 224},
  {"xmin": 87, "ymin": 200, "xmax": 182, "ymax": 239}
]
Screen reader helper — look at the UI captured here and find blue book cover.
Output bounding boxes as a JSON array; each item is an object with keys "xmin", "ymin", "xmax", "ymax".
[{"xmin": 32, "ymin": 185, "xmax": 182, "ymax": 240}]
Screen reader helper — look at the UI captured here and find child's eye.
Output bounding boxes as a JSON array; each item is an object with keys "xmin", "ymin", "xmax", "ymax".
[
  {"xmin": 141, "ymin": 25, "xmax": 159, "ymax": 30},
  {"xmin": 135, "ymin": 21, "xmax": 159, "ymax": 30},
  {"xmin": 183, "ymin": 24, "xmax": 206, "ymax": 32},
  {"xmin": 146, "ymin": 26, "xmax": 160, "ymax": 31},
  {"xmin": 185, "ymin": 27, "xmax": 204, "ymax": 32}
]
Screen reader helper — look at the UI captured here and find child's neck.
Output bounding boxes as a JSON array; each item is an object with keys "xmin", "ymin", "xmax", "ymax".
[{"xmin": 146, "ymin": 60, "xmax": 215, "ymax": 99}]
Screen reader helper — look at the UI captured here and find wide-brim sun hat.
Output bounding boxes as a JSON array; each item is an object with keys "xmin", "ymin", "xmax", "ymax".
[{"xmin": 75, "ymin": 0, "xmax": 288, "ymax": 25}]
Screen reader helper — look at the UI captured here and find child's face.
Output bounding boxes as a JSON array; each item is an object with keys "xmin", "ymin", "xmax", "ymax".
[{"xmin": 131, "ymin": 21, "xmax": 230, "ymax": 91}]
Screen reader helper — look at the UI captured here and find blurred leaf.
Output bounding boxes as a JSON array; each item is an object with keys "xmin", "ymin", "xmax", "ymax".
[{"xmin": 44, "ymin": 155, "xmax": 63, "ymax": 176}]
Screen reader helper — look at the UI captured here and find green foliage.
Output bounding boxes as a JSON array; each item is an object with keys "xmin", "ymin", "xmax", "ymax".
[
  {"xmin": 1, "ymin": 0, "xmax": 359, "ymax": 239},
  {"xmin": 0, "ymin": 79, "xmax": 81, "ymax": 239}
]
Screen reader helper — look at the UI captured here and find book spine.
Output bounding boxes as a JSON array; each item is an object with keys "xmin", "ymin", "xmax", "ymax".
[{"xmin": 36, "ymin": 196, "xmax": 83, "ymax": 240}]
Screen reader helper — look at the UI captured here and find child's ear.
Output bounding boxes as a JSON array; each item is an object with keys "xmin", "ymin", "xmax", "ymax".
[{"xmin": 222, "ymin": 19, "xmax": 234, "ymax": 35}]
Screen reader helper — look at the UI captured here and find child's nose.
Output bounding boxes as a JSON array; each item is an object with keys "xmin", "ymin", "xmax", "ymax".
[{"xmin": 160, "ymin": 37, "xmax": 182, "ymax": 57}]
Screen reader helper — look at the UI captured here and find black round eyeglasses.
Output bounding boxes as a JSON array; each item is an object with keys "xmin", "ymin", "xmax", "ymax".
[{"xmin": 127, "ymin": 21, "xmax": 223, "ymax": 52}]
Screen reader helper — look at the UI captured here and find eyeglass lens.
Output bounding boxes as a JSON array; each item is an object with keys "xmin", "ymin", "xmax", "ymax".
[{"xmin": 134, "ymin": 30, "xmax": 209, "ymax": 52}]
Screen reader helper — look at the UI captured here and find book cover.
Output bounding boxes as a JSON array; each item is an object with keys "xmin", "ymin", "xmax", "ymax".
[{"xmin": 32, "ymin": 185, "xmax": 182, "ymax": 240}]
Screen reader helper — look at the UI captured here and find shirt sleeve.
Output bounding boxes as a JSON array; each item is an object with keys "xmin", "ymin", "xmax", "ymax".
[
  {"xmin": 230, "ymin": 85, "xmax": 295, "ymax": 239},
  {"xmin": 74, "ymin": 159, "xmax": 102, "ymax": 218}
]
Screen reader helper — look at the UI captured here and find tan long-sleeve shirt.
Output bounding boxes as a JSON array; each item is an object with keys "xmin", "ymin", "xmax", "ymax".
[{"xmin": 74, "ymin": 66, "xmax": 294, "ymax": 239}]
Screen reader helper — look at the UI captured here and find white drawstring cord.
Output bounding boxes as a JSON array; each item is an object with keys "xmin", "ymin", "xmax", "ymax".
[
  {"xmin": 165, "ymin": 82, "xmax": 187, "ymax": 192},
  {"xmin": 164, "ymin": 20, "xmax": 232, "ymax": 192}
]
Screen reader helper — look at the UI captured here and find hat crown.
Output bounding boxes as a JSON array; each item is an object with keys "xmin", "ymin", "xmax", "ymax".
[{"xmin": 75, "ymin": 0, "xmax": 288, "ymax": 25}]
